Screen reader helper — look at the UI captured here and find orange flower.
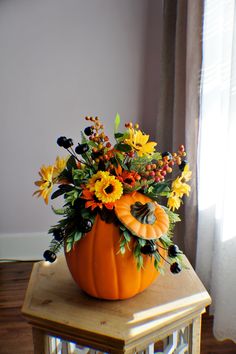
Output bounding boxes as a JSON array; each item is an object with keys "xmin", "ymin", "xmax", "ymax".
[
  {"xmin": 81, "ymin": 189, "xmax": 114, "ymax": 210},
  {"xmin": 117, "ymin": 171, "xmax": 136, "ymax": 187},
  {"xmin": 115, "ymin": 165, "xmax": 139, "ymax": 188}
]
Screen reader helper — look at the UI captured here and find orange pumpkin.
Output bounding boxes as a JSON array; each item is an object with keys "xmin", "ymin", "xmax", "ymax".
[
  {"xmin": 65, "ymin": 214, "xmax": 166, "ymax": 300},
  {"xmin": 115, "ymin": 192, "xmax": 169, "ymax": 240}
]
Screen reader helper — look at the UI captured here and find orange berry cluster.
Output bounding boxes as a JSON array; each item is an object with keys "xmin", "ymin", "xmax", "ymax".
[
  {"xmin": 125, "ymin": 122, "xmax": 139, "ymax": 129},
  {"xmin": 85, "ymin": 116, "xmax": 110, "ymax": 146},
  {"xmin": 85, "ymin": 117, "xmax": 112, "ymax": 164}
]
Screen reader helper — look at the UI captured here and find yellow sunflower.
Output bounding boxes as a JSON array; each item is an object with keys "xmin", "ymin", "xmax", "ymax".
[
  {"xmin": 87, "ymin": 171, "xmax": 110, "ymax": 191},
  {"xmin": 53, "ymin": 156, "xmax": 68, "ymax": 180},
  {"xmin": 33, "ymin": 165, "xmax": 54, "ymax": 204},
  {"xmin": 171, "ymin": 177, "xmax": 191, "ymax": 198},
  {"xmin": 95, "ymin": 175, "xmax": 123, "ymax": 203},
  {"xmin": 167, "ymin": 193, "xmax": 182, "ymax": 211},
  {"xmin": 180, "ymin": 164, "xmax": 192, "ymax": 183},
  {"xmin": 125, "ymin": 128, "xmax": 157, "ymax": 156}
]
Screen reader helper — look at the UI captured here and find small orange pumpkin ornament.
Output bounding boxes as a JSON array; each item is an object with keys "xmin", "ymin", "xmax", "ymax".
[
  {"xmin": 65, "ymin": 214, "xmax": 167, "ymax": 300},
  {"xmin": 114, "ymin": 192, "xmax": 169, "ymax": 239}
]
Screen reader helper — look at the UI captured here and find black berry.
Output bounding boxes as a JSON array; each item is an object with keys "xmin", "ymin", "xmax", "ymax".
[
  {"xmin": 141, "ymin": 243, "xmax": 157, "ymax": 255},
  {"xmin": 170, "ymin": 262, "xmax": 182, "ymax": 274},
  {"xmin": 43, "ymin": 250, "xmax": 57, "ymax": 263},
  {"xmin": 179, "ymin": 159, "xmax": 187, "ymax": 171},
  {"xmin": 168, "ymin": 244, "xmax": 180, "ymax": 258},
  {"xmin": 53, "ymin": 228, "xmax": 65, "ymax": 242},
  {"xmin": 98, "ymin": 160, "xmax": 106, "ymax": 171},
  {"xmin": 63, "ymin": 138, "xmax": 74, "ymax": 149},
  {"xmin": 162, "ymin": 152, "xmax": 172, "ymax": 160},
  {"xmin": 75, "ymin": 143, "xmax": 89, "ymax": 154},
  {"xmin": 57, "ymin": 136, "xmax": 67, "ymax": 147},
  {"xmin": 91, "ymin": 151, "xmax": 102, "ymax": 159},
  {"xmin": 80, "ymin": 219, "xmax": 93, "ymax": 233},
  {"xmin": 84, "ymin": 126, "xmax": 93, "ymax": 136}
]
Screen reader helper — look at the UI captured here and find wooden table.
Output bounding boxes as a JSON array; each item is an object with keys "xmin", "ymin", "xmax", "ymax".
[{"xmin": 22, "ymin": 255, "xmax": 211, "ymax": 354}]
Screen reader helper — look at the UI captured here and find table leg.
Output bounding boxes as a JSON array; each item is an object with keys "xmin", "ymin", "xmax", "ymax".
[
  {"xmin": 32, "ymin": 327, "xmax": 50, "ymax": 354},
  {"xmin": 191, "ymin": 315, "xmax": 202, "ymax": 354}
]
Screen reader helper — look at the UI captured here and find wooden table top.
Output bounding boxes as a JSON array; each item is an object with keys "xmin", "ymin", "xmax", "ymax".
[{"xmin": 22, "ymin": 255, "xmax": 211, "ymax": 352}]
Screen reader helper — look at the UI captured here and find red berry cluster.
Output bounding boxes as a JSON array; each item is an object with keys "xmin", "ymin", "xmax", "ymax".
[{"xmin": 140, "ymin": 145, "xmax": 186, "ymax": 184}]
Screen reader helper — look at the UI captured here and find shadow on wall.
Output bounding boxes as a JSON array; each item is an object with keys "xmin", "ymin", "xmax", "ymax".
[{"xmin": 140, "ymin": 0, "xmax": 163, "ymax": 141}]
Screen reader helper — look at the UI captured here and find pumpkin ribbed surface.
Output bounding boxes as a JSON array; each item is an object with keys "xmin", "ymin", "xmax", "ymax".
[
  {"xmin": 65, "ymin": 215, "xmax": 166, "ymax": 300},
  {"xmin": 114, "ymin": 192, "xmax": 169, "ymax": 240}
]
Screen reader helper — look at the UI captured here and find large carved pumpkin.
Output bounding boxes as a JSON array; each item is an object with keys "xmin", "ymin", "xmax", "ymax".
[{"xmin": 65, "ymin": 214, "xmax": 166, "ymax": 300}]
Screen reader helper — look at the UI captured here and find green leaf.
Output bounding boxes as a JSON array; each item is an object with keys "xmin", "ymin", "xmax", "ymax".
[
  {"xmin": 114, "ymin": 113, "xmax": 121, "ymax": 133},
  {"xmin": 151, "ymin": 152, "xmax": 162, "ymax": 161},
  {"xmin": 114, "ymin": 143, "xmax": 132, "ymax": 152},
  {"xmin": 114, "ymin": 132, "xmax": 123, "ymax": 138},
  {"xmin": 151, "ymin": 183, "xmax": 170, "ymax": 194},
  {"xmin": 81, "ymin": 131, "xmax": 88, "ymax": 144},
  {"xmin": 159, "ymin": 267, "xmax": 165, "ymax": 275},
  {"xmin": 48, "ymin": 239, "xmax": 63, "ymax": 254},
  {"xmin": 51, "ymin": 184, "xmax": 75, "ymax": 200},
  {"xmin": 74, "ymin": 231, "xmax": 83, "ymax": 242},
  {"xmin": 119, "ymin": 224, "xmax": 126, "ymax": 231},
  {"xmin": 120, "ymin": 246, "xmax": 126, "ymax": 255},
  {"xmin": 51, "ymin": 206, "xmax": 67, "ymax": 215},
  {"xmin": 153, "ymin": 252, "xmax": 165, "ymax": 273},
  {"xmin": 115, "ymin": 152, "xmax": 125, "ymax": 162},
  {"xmin": 59, "ymin": 184, "xmax": 74, "ymax": 192},
  {"xmin": 58, "ymin": 169, "xmax": 73, "ymax": 184},
  {"xmin": 51, "ymin": 189, "xmax": 65, "ymax": 200},
  {"xmin": 154, "ymin": 251, "xmax": 161, "ymax": 263},
  {"xmin": 137, "ymin": 255, "xmax": 143, "ymax": 270},
  {"xmin": 159, "ymin": 234, "xmax": 173, "ymax": 247},
  {"xmin": 66, "ymin": 235, "xmax": 74, "ymax": 243},
  {"xmin": 65, "ymin": 189, "xmax": 79, "ymax": 205},
  {"xmin": 66, "ymin": 242, "xmax": 72, "ymax": 253},
  {"xmin": 162, "ymin": 206, "xmax": 181, "ymax": 223},
  {"xmin": 66, "ymin": 155, "xmax": 77, "ymax": 171},
  {"xmin": 134, "ymin": 243, "xmax": 141, "ymax": 257},
  {"xmin": 123, "ymin": 230, "xmax": 131, "ymax": 242},
  {"xmin": 137, "ymin": 238, "xmax": 146, "ymax": 247}
]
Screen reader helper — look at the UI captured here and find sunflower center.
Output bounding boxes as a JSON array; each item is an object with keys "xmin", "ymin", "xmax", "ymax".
[
  {"xmin": 130, "ymin": 201, "xmax": 157, "ymax": 224},
  {"xmin": 105, "ymin": 184, "xmax": 114, "ymax": 194}
]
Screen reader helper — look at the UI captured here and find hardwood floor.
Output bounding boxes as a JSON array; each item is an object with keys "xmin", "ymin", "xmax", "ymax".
[
  {"xmin": 0, "ymin": 261, "xmax": 34, "ymax": 354},
  {"xmin": 0, "ymin": 261, "xmax": 236, "ymax": 354}
]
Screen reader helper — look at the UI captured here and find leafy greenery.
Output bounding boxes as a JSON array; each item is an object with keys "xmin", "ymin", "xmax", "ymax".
[
  {"xmin": 146, "ymin": 182, "xmax": 171, "ymax": 201},
  {"xmin": 114, "ymin": 143, "xmax": 132, "ymax": 152}
]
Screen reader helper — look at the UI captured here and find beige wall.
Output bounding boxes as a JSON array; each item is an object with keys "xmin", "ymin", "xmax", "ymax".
[{"xmin": 0, "ymin": 0, "xmax": 162, "ymax": 256}]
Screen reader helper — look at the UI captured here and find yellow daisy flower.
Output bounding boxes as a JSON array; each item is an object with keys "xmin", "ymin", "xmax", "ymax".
[
  {"xmin": 53, "ymin": 156, "xmax": 68, "ymax": 180},
  {"xmin": 125, "ymin": 128, "xmax": 157, "ymax": 156},
  {"xmin": 95, "ymin": 175, "xmax": 123, "ymax": 203},
  {"xmin": 171, "ymin": 177, "xmax": 191, "ymax": 198},
  {"xmin": 180, "ymin": 164, "xmax": 192, "ymax": 183},
  {"xmin": 87, "ymin": 171, "xmax": 110, "ymax": 192},
  {"xmin": 33, "ymin": 165, "xmax": 54, "ymax": 204},
  {"xmin": 167, "ymin": 193, "xmax": 181, "ymax": 211}
]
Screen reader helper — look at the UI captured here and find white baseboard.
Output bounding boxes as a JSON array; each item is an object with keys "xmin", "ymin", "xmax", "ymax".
[{"xmin": 0, "ymin": 232, "xmax": 52, "ymax": 261}]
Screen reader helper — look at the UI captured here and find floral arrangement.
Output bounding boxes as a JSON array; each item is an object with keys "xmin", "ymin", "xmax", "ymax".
[{"xmin": 34, "ymin": 114, "xmax": 191, "ymax": 274}]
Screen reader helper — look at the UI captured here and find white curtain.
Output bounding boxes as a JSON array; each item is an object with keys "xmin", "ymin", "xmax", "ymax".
[{"xmin": 197, "ymin": 0, "xmax": 236, "ymax": 342}]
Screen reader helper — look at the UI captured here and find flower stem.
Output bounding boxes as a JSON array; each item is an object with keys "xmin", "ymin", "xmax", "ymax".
[{"xmin": 156, "ymin": 249, "xmax": 171, "ymax": 265}]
